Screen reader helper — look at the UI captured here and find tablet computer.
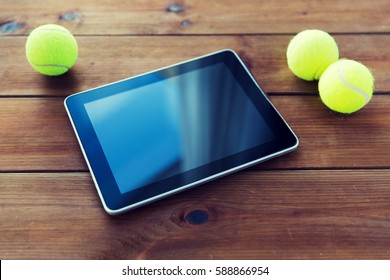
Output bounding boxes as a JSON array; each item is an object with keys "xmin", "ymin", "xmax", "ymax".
[{"xmin": 65, "ymin": 49, "xmax": 298, "ymax": 215}]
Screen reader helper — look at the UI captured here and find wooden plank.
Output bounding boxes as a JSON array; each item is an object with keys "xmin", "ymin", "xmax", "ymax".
[
  {"xmin": 0, "ymin": 0, "xmax": 388, "ymax": 263},
  {"xmin": 1, "ymin": 35, "xmax": 389, "ymax": 96},
  {"xmin": 1, "ymin": 170, "xmax": 390, "ymax": 259},
  {"xmin": 1, "ymin": 95, "xmax": 389, "ymax": 171},
  {"xmin": 266, "ymin": 93, "xmax": 390, "ymax": 170},
  {"xmin": 0, "ymin": 98, "xmax": 86, "ymax": 171},
  {"xmin": 1, "ymin": 0, "xmax": 389, "ymax": 35}
]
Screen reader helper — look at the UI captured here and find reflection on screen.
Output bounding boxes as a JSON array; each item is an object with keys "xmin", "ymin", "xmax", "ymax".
[{"xmin": 85, "ymin": 62, "xmax": 275, "ymax": 194}]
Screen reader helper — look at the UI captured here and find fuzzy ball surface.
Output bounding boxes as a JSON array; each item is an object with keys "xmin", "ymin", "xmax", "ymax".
[
  {"xmin": 287, "ymin": 29, "xmax": 339, "ymax": 81},
  {"xmin": 319, "ymin": 59, "xmax": 374, "ymax": 114},
  {"xmin": 25, "ymin": 24, "xmax": 78, "ymax": 76}
]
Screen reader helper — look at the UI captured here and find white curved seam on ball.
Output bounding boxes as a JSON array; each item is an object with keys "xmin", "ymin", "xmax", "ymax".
[
  {"xmin": 313, "ymin": 47, "xmax": 338, "ymax": 79},
  {"xmin": 337, "ymin": 65, "xmax": 370, "ymax": 104},
  {"xmin": 32, "ymin": 63, "xmax": 70, "ymax": 70}
]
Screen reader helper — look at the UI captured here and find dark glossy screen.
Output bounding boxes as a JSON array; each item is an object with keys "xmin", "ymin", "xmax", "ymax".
[{"xmin": 84, "ymin": 62, "xmax": 275, "ymax": 194}]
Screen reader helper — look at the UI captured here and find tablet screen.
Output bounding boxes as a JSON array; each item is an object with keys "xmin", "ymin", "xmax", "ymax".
[{"xmin": 84, "ymin": 61, "xmax": 275, "ymax": 194}]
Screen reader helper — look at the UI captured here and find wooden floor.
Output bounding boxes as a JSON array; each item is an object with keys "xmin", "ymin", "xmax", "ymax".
[{"xmin": 1, "ymin": 0, "xmax": 390, "ymax": 259}]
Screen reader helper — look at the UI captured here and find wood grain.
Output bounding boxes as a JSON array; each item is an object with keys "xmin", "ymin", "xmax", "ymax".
[
  {"xmin": 1, "ymin": 0, "xmax": 389, "ymax": 36},
  {"xmin": 1, "ymin": 170, "xmax": 390, "ymax": 259},
  {"xmin": 1, "ymin": 0, "xmax": 390, "ymax": 261},
  {"xmin": 0, "ymin": 98, "xmax": 85, "ymax": 171},
  {"xmin": 1, "ymin": 35, "xmax": 389, "ymax": 96},
  {"xmin": 1, "ymin": 95, "xmax": 389, "ymax": 172}
]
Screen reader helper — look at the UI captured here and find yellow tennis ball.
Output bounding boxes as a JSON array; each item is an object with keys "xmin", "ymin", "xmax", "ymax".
[
  {"xmin": 287, "ymin": 29, "xmax": 339, "ymax": 81},
  {"xmin": 25, "ymin": 24, "xmax": 78, "ymax": 76},
  {"xmin": 319, "ymin": 59, "xmax": 374, "ymax": 114}
]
